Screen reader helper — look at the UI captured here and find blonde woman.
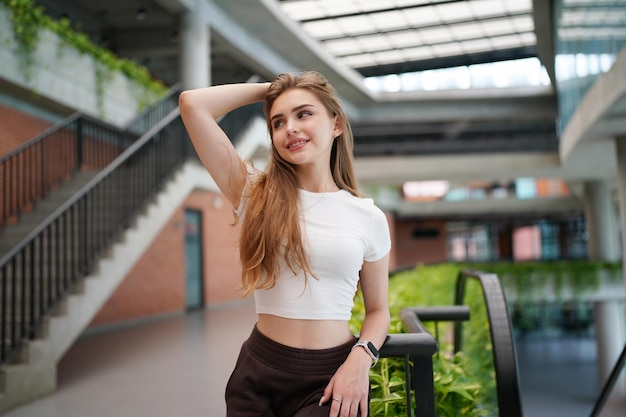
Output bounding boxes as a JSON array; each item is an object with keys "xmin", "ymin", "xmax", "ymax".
[{"xmin": 179, "ymin": 71, "xmax": 391, "ymax": 417}]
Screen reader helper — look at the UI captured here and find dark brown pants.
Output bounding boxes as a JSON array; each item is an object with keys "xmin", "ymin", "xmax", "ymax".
[{"xmin": 225, "ymin": 325, "xmax": 367, "ymax": 417}]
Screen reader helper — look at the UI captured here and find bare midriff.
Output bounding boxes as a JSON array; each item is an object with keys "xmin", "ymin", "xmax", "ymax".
[{"xmin": 256, "ymin": 313, "xmax": 354, "ymax": 349}]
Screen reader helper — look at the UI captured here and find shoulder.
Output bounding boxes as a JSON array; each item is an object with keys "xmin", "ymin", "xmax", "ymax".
[{"xmin": 338, "ymin": 191, "xmax": 385, "ymax": 216}]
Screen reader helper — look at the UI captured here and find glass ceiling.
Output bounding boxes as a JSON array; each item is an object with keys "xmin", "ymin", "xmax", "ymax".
[{"xmin": 278, "ymin": 0, "xmax": 537, "ymax": 77}]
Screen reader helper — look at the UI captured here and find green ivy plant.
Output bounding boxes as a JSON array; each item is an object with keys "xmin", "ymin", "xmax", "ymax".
[
  {"xmin": 461, "ymin": 260, "xmax": 622, "ymax": 301},
  {"xmin": 2, "ymin": 0, "xmax": 167, "ymax": 112},
  {"xmin": 351, "ymin": 264, "xmax": 492, "ymax": 417}
]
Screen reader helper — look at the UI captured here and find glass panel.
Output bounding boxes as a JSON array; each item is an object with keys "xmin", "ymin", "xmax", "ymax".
[
  {"xmin": 358, "ymin": 34, "xmax": 392, "ymax": 52},
  {"xmin": 278, "ymin": 0, "xmax": 538, "ymax": 91},
  {"xmin": 325, "ymin": 39, "xmax": 362, "ymax": 56},
  {"xmin": 554, "ymin": 0, "xmax": 626, "ymax": 130}
]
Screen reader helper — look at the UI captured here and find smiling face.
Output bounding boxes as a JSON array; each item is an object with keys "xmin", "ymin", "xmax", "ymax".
[{"xmin": 269, "ymin": 88, "xmax": 343, "ymax": 169}]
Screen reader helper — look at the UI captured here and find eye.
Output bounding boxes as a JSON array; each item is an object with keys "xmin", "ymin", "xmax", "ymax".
[
  {"xmin": 272, "ymin": 119, "xmax": 285, "ymax": 129},
  {"xmin": 298, "ymin": 110, "xmax": 312, "ymax": 119}
]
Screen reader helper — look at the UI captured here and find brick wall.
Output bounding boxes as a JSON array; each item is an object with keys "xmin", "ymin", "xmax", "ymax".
[
  {"xmin": 0, "ymin": 104, "xmax": 54, "ymax": 156},
  {"xmin": 88, "ymin": 207, "xmax": 186, "ymax": 326},
  {"xmin": 89, "ymin": 190, "xmax": 246, "ymax": 328},
  {"xmin": 186, "ymin": 191, "xmax": 244, "ymax": 305},
  {"xmin": 393, "ymin": 219, "xmax": 448, "ymax": 268}
]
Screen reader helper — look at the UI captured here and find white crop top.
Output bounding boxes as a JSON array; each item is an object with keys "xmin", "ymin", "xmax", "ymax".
[{"xmin": 240, "ymin": 187, "xmax": 391, "ymax": 321}]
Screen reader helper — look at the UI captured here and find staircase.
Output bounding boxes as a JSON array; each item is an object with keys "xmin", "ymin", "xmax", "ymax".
[
  {"xmin": 0, "ymin": 86, "xmax": 269, "ymax": 413},
  {"xmin": 0, "ymin": 87, "xmax": 183, "ymax": 413}
]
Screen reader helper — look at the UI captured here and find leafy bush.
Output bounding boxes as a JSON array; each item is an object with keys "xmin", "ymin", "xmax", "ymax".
[
  {"xmin": 351, "ymin": 260, "xmax": 621, "ymax": 416},
  {"xmin": 351, "ymin": 264, "xmax": 495, "ymax": 417}
]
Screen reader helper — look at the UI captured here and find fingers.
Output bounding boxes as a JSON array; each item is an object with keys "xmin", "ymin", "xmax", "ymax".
[
  {"xmin": 328, "ymin": 397, "xmax": 363, "ymax": 417},
  {"xmin": 319, "ymin": 379, "xmax": 335, "ymax": 406}
]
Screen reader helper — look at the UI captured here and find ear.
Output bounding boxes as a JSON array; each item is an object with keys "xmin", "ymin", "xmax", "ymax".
[{"xmin": 332, "ymin": 116, "xmax": 343, "ymax": 139}]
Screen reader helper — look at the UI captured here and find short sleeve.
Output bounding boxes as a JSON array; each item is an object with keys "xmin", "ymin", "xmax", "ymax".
[{"xmin": 365, "ymin": 204, "xmax": 391, "ymax": 262}]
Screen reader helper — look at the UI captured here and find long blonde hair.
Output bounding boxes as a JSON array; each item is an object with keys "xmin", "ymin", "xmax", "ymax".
[{"xmin": 239, "ymin": 71, "xmax": 361, "ymax": 296}]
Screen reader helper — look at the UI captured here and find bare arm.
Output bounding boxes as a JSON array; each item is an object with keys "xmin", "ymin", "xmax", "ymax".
[
  {"xmin": 321, "ymin": 254, "xmax": 391, "ymax": 417},
  {"xmin": 179, "ymin": 82, "xmax": 269, "ymax": 209},
  {"xmin": 354, "ymin": 254, "xmax": 391, "ymax": 350}
]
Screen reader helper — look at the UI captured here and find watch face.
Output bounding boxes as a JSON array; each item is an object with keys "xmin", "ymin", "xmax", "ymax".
[{"xmin": 367, "ymin": 341, "xmax": 380, "ymax": 358}]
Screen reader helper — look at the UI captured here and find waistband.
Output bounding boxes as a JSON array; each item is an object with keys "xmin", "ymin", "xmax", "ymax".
[{"xmin": 245, "ymin": 325, "xmax": 356, "ymax": 375}]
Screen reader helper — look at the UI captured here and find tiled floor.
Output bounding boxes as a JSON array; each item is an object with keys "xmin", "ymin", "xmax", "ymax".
[{"xmin": 2, "ymin": 300, "xmax": 625, "ymax": 417}]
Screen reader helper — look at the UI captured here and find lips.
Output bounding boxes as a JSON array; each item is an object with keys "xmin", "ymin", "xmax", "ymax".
[{"xmin": 287, "ymin": 139, "xmax": 309, "ymax": 150}]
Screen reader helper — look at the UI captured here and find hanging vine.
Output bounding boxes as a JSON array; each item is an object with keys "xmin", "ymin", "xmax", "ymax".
[{"xmin": 1, "ymin": 0, "xmax": 167, "ymax": 110}]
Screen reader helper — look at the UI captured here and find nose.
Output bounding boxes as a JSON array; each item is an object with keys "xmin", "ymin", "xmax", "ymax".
[{"xmin": 286, "ymin": 119, "xmax": 298, "ymax": 135}]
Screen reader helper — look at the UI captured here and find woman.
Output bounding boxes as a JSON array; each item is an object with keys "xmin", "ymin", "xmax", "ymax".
[{"xmin": 179, "ymin": 71, "xmax": 391, "ymax": 417}]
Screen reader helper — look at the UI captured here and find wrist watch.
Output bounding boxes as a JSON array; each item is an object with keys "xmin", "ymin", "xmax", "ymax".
[{"xmin": 352, "ymin": 340, "xmax": 380, "ymax": 367}]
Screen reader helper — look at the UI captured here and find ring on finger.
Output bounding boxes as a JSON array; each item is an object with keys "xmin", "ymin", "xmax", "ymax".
[{"xmin": 333, "ymin": 398, "xmax": 342, "ymax": 404}]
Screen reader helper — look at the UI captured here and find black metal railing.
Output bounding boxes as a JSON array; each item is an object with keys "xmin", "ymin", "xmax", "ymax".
[
  {"xmin": 125, "ymin": 84, "xmax": 181, "ymax": 137},
  {"xmin": 454, "ymin": 269, "xmax": 523, "ymax": 417},
  {"xmin": 589, "ymin": 342, "xmax": 626, "ymax": 417},
  {"xmin": 379, "ymin": 331, "xmax": 438, "ymax": 417},
  {"xmin": 0, "ymin": 116, "xmax": 130, "ymax": 231},
  {"xmin": 0, "ymin": 85, "xmax": 181, "ymax": 234},
  {"xmin": 0, "ymin": 107, "xmax": 192, "ymax": 365},
  {"xmin": 218, "ymin": 102, "xmax": 265, "ymax": 141}
]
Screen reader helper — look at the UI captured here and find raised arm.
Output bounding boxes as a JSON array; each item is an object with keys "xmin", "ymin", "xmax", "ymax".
[{"xmin": 179, "ymin": 82, "xmax": 269, "ymax": 209}]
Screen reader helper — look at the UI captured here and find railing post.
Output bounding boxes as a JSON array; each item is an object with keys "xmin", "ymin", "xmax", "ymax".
[
  {"xmin": 76, "ymin": 118, "xmax": 83, "ymax": 170},
  {"xmin": 411, "ymin": 355, "xmax": 436, "ymax": 417}
]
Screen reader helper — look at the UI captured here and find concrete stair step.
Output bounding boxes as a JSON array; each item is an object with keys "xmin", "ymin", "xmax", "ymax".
[{"xmin": 0, "ymin": 171, "xmax": 99, "ymax": 257}]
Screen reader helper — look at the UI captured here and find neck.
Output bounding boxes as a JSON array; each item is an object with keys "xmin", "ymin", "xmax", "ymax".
[{"xmin": 297, "ymin": 165, "xmax": 338, "ymax": 193}]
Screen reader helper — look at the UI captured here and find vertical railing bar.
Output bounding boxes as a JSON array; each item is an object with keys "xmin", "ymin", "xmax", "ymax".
[
  {"xmin": 404, "ymin": 355, "xmax": 413, "ymax": 416},
  {"xmin": 10, "ymin": 257, "xmax": 17, "ymax": 353},
  {"xmin": 45, "ymin": 226, "xmax": 51, "ymax": 310},
  {"xmin": 38, "ymin": 233, "xmax": 45, "ymax": 323},
  {"xmin": 1, "ymin": 158, "xmax": 6, "ymax": 226},
  {"xmin": 29, "ymin": 240, "xmax": 36, "ymax": 338},
  {"xmin": 10, "ymin": 156, "xmax": 15, "ymax": 221},
  {"xmin": 55, "ymin": 220, "xmax": 61, "ymax": 298},
  {"xmin": 66, "ymin": 208, "xmax": 72, "ymax": 288},
  {"xmin": 17, "ymin": 152, "xmax": 22, "ymax": 217},
  {"xmin": 20, "ymin": 249, "xmax": 27, "ymax": 344},
  {"xmin": 76, "ymin": 118, "xmax": 83, "ymax": 171},
  {"xmin": 1, "ymin": 266, "xmax": 6, "ymax": 362}
]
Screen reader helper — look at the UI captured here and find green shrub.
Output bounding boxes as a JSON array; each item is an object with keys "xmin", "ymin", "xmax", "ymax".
[
  {"xmin": 351, "ymin": 264, "xmax": 494, "ymax": 417},
  {"xmin": 351, "ymin": 260, "xmax": 621, "ymax": 416}
]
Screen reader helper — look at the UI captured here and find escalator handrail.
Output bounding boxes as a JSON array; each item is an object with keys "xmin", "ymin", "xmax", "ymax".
[{"xmin": 454, "ymin": 269, "xmax": 524, "ymax": 417}]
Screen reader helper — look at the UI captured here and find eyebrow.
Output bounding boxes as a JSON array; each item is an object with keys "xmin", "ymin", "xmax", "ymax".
[{"xmin": 270, "ymin": 104, "xmax": 315, "ymax": 123}]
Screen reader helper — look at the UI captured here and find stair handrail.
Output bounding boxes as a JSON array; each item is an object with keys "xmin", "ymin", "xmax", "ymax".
[
  {"xmin": 0, "ymin": 109, "xmax": 182, "ymax": 266},
  {"xmin": 124, "ymin": 83, "xmax": 181, "ymax": 136},
  {"xmin": 589, "ymin": 341, "xmax": 626, "ymax": 417},
  {"xmin": 0, "ymin": 85, "xmax": 181, "ymax": 231},
  {"xmin": 454, "ymin": 269, "xmax": 524, "ymax": 417}
]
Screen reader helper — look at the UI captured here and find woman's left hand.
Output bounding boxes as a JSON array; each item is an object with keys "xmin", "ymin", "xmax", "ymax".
[{"xmin": 318, "ymin": 348, "xmax": 372, "ymax": 417}]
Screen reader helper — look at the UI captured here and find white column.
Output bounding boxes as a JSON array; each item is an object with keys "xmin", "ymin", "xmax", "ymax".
[
  {"xmin": 594, "ymin": 301, "xmax": 626, "ymax": 401},
  {"xmin": 603, "ymin": 137, "xmax": 626, "ymax": 399},
  {"xmin": 583, "ymin": 180, "xmax": 620, "ymax": 262},
  {"xmin": 180, "ymin": 0, "xmax": 210, "ymax": 90}
]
